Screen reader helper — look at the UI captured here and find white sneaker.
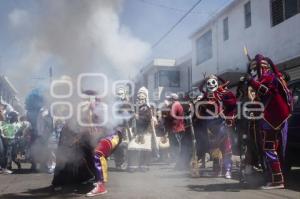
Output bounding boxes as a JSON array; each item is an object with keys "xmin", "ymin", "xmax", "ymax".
[
  {"xmin": 3, "ymin": 168, "xmax": 13, "ymax": 174},
  {"xmin": 225, "ymin": 170, "xmax": 232, "ymax": 179},
  {"xmin": 261, "ymin": 182, "xmax": 284, "ymax": 190}
]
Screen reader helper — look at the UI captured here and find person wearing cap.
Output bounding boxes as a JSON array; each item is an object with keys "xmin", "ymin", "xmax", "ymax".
[{"xmin": 166, "ymin": 93, "xmax": 187, "ymax": 169}]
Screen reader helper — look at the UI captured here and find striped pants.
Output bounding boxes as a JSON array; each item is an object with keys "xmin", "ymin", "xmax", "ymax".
[
  {"xmin": 260, "ymin": 121, "xmax": 287, "ymax": 185},
  {"xmin": 94, "ymin": 133, "xmax": 120, "ymax": 183}
]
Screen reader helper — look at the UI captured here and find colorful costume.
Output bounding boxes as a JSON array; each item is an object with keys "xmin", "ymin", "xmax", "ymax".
[
  {"xmin": 127, "ymin": 87, "xmax": 153, "ymax": 172},
  {"xmin": 198, "ymin": 75, "xmax": 237, "ymax": 178},
  {"xmin": 86, "ymin": 130, "xmax": 123, "ymax": 196},
  {"xmin": 247, "ymin": 54, "xmax": 292, "ymax": 189},
  {"xmin": 94, "ymin": 131, "xmax": 122, "ymax": 182}
]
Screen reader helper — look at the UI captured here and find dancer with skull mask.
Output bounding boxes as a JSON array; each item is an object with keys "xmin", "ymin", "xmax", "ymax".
[
  {"xmin": 242, "ymin": 54, "xmax": 292, "ymax": 189},
  {"xmin": 127, "ymin": 87, "xmax": 153, "ymax": 172},
  {"xmin": 197, "ymin": 75, "xmax": 237, "ymax": 179},
  {"xmin": 113, "ymin": 85, "xmax": 134, "ymax": 170}
]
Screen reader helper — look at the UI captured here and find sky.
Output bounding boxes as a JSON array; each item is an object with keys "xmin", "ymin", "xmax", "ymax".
[
  {"xmin": 120, "ymin": 0, "xmax": 231, "ymax": 59},
  {"xmin": 0, "ymin": 0, "xmax": 232, "ymax": 101}
]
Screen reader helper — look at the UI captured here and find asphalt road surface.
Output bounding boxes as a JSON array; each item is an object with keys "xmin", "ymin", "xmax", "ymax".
[{"xmin": 0, "ymin": 162, "xmax": 299, "ymax": 199}]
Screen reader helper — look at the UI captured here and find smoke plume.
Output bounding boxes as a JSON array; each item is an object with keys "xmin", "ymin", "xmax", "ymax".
[{"xmin": 7, "ymin": 0, "xmax": 150, "ymax": 97}]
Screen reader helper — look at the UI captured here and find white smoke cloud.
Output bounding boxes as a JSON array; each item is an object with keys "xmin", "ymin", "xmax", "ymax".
[
  {"xmin": 20, "ymin": 39, "xmax": 50, "ymax": 74},
  {"xmin": 7, "ymin": 0, "xmax": 151, "ymax": 97},
  {"xmin": 8, "ymin": 8, "xmax": 29, "ymax": 28}
]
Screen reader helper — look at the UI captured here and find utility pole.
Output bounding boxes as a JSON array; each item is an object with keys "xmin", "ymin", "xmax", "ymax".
[
  {"xmin": 0, "ymin": 56, "xmax": 3, "ymax": 75},
  {"xmin": 49, "ymin": 66, "xmax": 53, "ymax": 86}
]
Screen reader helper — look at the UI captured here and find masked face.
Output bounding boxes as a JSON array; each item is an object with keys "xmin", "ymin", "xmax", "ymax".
[
  {"xmin": 249, "ymin": 60, "xmax": 258, "ymax": 78},
  {"xmin": 137, "ymin": 93, "xmax": 147, "ymax": 105},
  {"xmin": 251, "ymin": 54, "xmax": 270, "ymax": 78},
  {"xmin": 116, "ymin": 89, "xmax": 126, "ymax": 101},
  {"xmin": 250, "ymin": 68, "xmax": 257, "ymax": 77},
  {"xmin": 206, "ymin": 78, "xmax": 218, "ymax": 92}
]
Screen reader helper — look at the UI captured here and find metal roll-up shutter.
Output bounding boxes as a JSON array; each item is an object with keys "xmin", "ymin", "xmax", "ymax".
[{"xmin": 285, "ymin": 66, "xmax": 300, "ymax": 81}]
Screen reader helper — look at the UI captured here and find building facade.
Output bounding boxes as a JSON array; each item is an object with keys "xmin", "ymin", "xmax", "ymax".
[
  {"xmin": 0, "ymin": 75, "xmax": 24, "ymax": 115},
  {"xmin": 135, "ymin": 57, "xmax": 192, "ymax": 102},
  {"xmin": 190, "ymin": 0, "xmax": 300, "ymax": 85}
]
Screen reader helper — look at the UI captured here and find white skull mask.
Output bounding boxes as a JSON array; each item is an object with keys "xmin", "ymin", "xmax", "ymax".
[
  {"xmin": 206, "ymin": 77, "xmax": 218, "ymax": 92},
  {"xmin": 116, "ymin": 88, "xmax": 126, "ymax": 101},
  {"xmin": 137, "ymin": 87, "xmax": 148, "ymax": 105},
  {"xmin": 137, "ymin": 93, "xmax": 147, "ymax": 105}
]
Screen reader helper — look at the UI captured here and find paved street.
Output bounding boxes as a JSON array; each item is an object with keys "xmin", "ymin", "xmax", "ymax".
[{"xmin": 0, "ymin": 161, "xmax": 299, "ymax": 199}]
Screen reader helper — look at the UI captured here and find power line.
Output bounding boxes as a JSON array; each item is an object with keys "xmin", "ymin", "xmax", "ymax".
[
  {"xmin": 151, "ymin": 0, "xmax": 203, "ymax": 48},
  {"xmin": 136, "ymin": 0, "xmax": 203, "ymax": 15}
]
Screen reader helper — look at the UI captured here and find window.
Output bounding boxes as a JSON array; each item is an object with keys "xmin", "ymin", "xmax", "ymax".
[
  {"xmin": 196, "ymin": 30, "xmax": 213, "ymax": 65},
  {"xmin": 157, "ymin": 70, "xmax": 180, "ymax": 88},
  {"xmin": 223, "ymin": 17, "xmax": 229, "ymax": 41},
  {"xmin": 271, "ymin": 0, "xmax": 284, "ymax": 26},
  {"xmin": 285, "ymin": 0, "xmax": 299, "ymax": 19},
  {"xmin": 244, "ymin": 1, "xmax": 252, "ymax": 28},
  {"xmin": 271, "ymin": 0, "xmax": 300, "ymax": 26}
]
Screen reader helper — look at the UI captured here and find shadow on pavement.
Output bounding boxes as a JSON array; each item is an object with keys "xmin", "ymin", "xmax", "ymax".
[
  {"xmin": 108, "ymin": 167, "xmax": 128, "ymax": 172},
  {"xmin": 0, "ymin": 184, "xmax": 93, "ymax": 199},
  {"xmin": 187, "ymin": 168, "xmax": 300, "ymax": 192},
  {"xmin": 12, "ymin": 169, "xmax": 42, "ymax": 175},
  {"xmin": 187, "ymin": 183, "xmax": 243, "ymax": 192},
  {"xmin": 285, "ymin": 168, "xmax": 300, "ymax": 192}
]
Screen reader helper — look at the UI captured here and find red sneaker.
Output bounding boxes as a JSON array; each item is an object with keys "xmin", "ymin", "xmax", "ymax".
[{"xmin": 86, "ymin": 183, "xmax": 108, "ymax": 197}]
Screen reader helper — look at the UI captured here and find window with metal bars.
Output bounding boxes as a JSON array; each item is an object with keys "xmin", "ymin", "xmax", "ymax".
[
  {"xmin": 271, "ymin": 0, "xmax": 300, "ymax": 26},
  {"xmin": 285, "ymin": 0, "xmax": 299, "ymax": 19}
]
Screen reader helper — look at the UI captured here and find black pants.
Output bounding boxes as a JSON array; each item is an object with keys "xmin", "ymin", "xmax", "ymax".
[
  {"xmin": 194, "ymin": 123, "xmax": 209, "ymax": 160},
  {"xmin": 170, "ymin": 132, "xmax": 191, "ymax": 170},
  {"xmin": 114, "ymin": 142, "xmax": 128, "ymax": 168},
  {"xmin": 0, "ymin": 137, "xmax": 5, "ymax": 168},
  {"xmin": 2, "ymin": 138, "xmax": 14, "ymax": 169}
]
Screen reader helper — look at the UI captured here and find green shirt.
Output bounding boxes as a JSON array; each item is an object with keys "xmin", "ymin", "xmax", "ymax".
[{"xmin": 0, "ymin": 121, "xmax": 21, "ymax": 139}]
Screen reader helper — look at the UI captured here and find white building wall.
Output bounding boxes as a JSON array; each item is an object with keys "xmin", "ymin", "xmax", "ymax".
[
  {"xmin": 192, "ymin": 0, "xmax": 300, "ymax": 85},
  {"xmin": 138, "ymin": 57, "xmax": 192, "ymax": 102}
]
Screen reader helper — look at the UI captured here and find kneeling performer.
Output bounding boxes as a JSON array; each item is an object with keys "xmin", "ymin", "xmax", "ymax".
[{"xmin": 86, "ymin": 130, "xmax": 123, "ymax": 197}]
